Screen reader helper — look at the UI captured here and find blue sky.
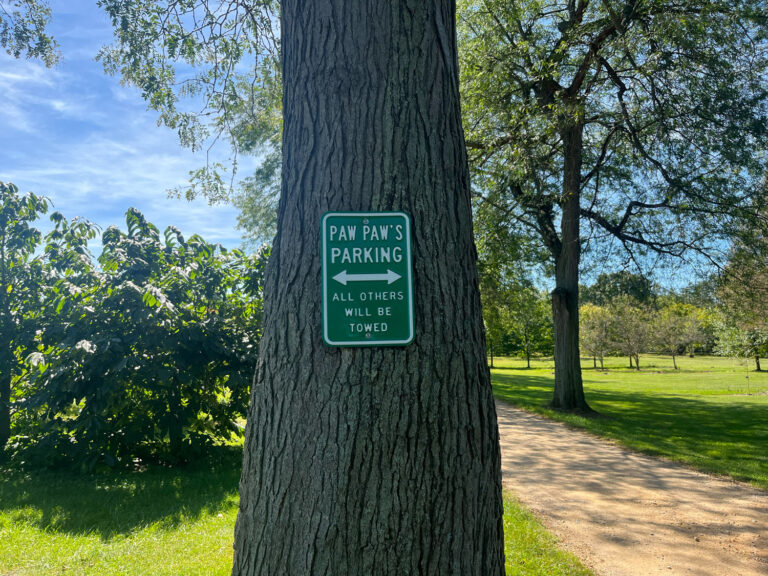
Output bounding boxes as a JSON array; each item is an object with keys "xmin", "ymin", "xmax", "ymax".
[{"xmin": 0, "ymin": 1, "xmax": 251, "ymax": 251}]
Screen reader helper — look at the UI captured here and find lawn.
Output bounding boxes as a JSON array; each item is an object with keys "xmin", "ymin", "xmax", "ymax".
[
  {"xmin": 491, "ymin": 354, "xmax": 768, "ymax": 490},
  {"xmin": 0, "ymin": 458, "xmax": 590, "ymax": 575}
]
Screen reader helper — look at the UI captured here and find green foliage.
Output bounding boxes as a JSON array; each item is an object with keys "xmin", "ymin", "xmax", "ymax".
[
  {"xmin": 459, "ymin": 0, "xmax": 768, "ymax": 267},
  {"xmin": 651, "ymin": 302, "xmax": 702, "ymax": 367},
  {"xmin": 0, "ymin": 181, "xmax": 50, "ymax": 448},
  {"xmin": 579, "ymin": 303, "xmax": 611, "ymax": 369},
  {"xmin": 581, "ymin": 295, "xmax": 707, "ymax": 370},
  {"xmin": 1, "ymin": 185, "xmax": 267, "ymax": 468},
  {"xmin": 15, "ymin": 208, "xmax": 267, "ymax": 468},
  {"xmin": 233, "ymin": 150, "xmax": 281, "ymax": 247},
  {"xmin": 607, "ymin": 295, "xmax": 651, "ymax": 369},
  {"xmin": 96, "ymin": 0, "xmax": 282, "ymax": 205},
  {"xmin": 479, "ymin": 260, "xmax": 553, "ymax": 364},
  {"xmin": 715, "ymin": 207, "xmax": 768, "ymax": 370},
  {"xmin": 714, "ymin": 315, "xmax": 768, "ymax": 371},
  {"xmin": 0, "ymin": 0, "xmax": 58, "ymax": 65},
  {"xmin": 581, "ymin": 271, "xmax": 655, "ymax": 306}
]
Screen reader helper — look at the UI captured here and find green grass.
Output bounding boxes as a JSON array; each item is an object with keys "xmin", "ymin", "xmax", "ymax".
[
  {"xmin": 0, "ymin": 460, "xmax": 590, "ymax": 575},
  {"xmin": 0, "ymin": 459, "xmax": 241, "ymax": 576},
  {"xmin": 491, "ymin": 354, "xmax": 768, "ymax": 490},
  {"xmin": 502, "ymin": 493, "xmax": 591, "ymax": 575}
]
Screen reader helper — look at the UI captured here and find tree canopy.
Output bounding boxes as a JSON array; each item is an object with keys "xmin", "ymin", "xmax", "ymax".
[
  {"xmin": 0, "ymin": 0, "xmax": 58, "ymax": 65},
  {"xmin": 459, "ymin": 0, "xmax": 768, "ymax": 410}
]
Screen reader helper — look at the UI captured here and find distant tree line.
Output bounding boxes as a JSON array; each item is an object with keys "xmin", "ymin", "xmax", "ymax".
[
  {"xmin": 1, "ymin": 182, "xmax": 266, "ymax": 469},
  {"xmin": 482, "ymin": 268, "xmax": 767, "ymax": 373}
]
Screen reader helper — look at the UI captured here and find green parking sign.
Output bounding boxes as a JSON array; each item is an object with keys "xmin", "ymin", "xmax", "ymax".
[{"xmin": 322, "ymin": 212, "xmax": 414, "ymax": 346}]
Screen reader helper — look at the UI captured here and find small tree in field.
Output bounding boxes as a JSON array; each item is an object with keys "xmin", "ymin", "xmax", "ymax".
[
  {"xmin": 580, "ymin": 303, "xmax": 611, "ymax": 370},
  {"xmin": 508, "ymin": 287, "xmax": 553, "ymax": 368},
  {"xmin": 609, "ymin": 296, "xmax": 651, "ymax": 370},
  {"xmin": 653, "ymin": 303, "xmax": 702, "ymax": 369}
]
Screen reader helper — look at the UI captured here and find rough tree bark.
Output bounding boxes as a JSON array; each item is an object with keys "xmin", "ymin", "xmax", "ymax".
[
  {"xmin": 550, "ymin": 121, "xmax": 592, "ymax": 413},
  {"xmin": 231, "ymin": 2, "xmax": 505, "ymax": 575}
]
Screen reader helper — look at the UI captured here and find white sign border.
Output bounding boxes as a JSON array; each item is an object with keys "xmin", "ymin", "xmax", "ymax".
[{"xmin": 322, "ymin": 211, "xmax": 414, "ymax": 347}]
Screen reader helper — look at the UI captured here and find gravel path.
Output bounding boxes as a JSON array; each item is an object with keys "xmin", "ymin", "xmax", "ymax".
[{"xmin": 496, "ymin": 402, "xmax": 768, "ymax": 576}]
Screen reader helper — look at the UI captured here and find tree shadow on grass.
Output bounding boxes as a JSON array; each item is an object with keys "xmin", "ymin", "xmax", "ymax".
[
  {"xmin": 0, "ymin": 446, "xmax": 242, "ymax": 540},
  {"xmin": 492, "ymin": 372, "xmax": 768, "ymax": 489}
]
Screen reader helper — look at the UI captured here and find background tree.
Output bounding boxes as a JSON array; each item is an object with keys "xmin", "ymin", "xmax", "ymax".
[
  {"xmin": 507, "ymin": 286, "xmax": 553, "ymax": 368},
  {"xmin": 0, "ymin": 182, "xmax": 48, "ymax": 449},
  {"xmin": 476, "ymin": 167, "xmax": 550, "ymax": 368},
  {"xmin": 609, "ymin": 295, "xmax": 651, "ymax": 370},
  {"xmin": 581, "ymin": 271, "xmax": 655, "ymax": 306},
  {"xmin": 717, "ymin": 214, "xmax": 768, "ymax": 371},
  {"xmin": 715, "ymin": 321, "xmax": 768, "ymax": 374},
  {"xmin": 479, "ymin": 269, "xmax": 510, "ymax": 368},
  {"xmin": 652, "ymin": 302, "xmax": 701, "ymax": 369},
  {"xmin": 231, "ymin": 2, "xmax": 505, "ymax": 574},
  {"xmin": 480, "ymin": 272, "xmax": 552, "ymax": 368},
  {"xmin": 458, "ymin": 0, "xmax": 768, "ymax": 411},
  {"xmin": 580, "ymin": 303, "xmax": 611, "ymax": 370},
  {"xmin": 0, "ymin": 0, "xmax": 58, "ymax": 64},
  {"xmin": 96, "ymin": 0, "xmax": 281, "ymax": 206}
]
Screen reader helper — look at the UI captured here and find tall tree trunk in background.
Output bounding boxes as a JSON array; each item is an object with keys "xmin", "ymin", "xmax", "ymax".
[
  {"xmin": 756, "ymin": 356, "xmax": 762, "ymax": 372},
  {"xmin": 167, "ymin": 380, "xmax": 184, "ymax": 454},
  {"xmin": 551, "ymin": 121, "xmax": 592, "ymax": 413},
  {"xmin": 231, "ymin": 2, "xmax": 504, "ymax": 575},
  {"xmin": 0, "ymin": 356, "xmax": 10, "ymax": 449},
  {"xmin": 0, "ymin": 279, "xmax": 10, "ymax": 449}
]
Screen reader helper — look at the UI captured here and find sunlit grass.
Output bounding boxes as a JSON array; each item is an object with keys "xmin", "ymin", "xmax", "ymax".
[
  {"xmin": 0, "ymin": 458, "xmax": 241, "ymax": 576},
  {"xmin": 502, "ymin": 493, "xmax": 591, "ymax": 575},
  {"xmin": 0, "ymin": 458, "xmax": 591, "ymax": 575},
  {"xmin": 491, "ymin": 355, "xmax": 768, "ymax": 489}
]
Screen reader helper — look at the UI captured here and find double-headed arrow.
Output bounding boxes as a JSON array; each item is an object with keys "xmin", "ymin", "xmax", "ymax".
[{"xmin": 333, "ymin": 269, "xmax": 401, "ymax": 286}]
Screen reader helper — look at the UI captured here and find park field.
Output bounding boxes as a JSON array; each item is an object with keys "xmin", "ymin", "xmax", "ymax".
[
  {"xmin": 0, "ymin": 456, "xmax": 589, "ymax": 576},
  {"xmin": 491, "ymin": 354, "xmax": 768, "ymax": 490}
]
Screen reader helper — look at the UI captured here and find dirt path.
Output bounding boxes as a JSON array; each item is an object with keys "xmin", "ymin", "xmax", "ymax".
[{"xmin": 496, "ymin": 402, "xmax": 768, "ymax": 576}]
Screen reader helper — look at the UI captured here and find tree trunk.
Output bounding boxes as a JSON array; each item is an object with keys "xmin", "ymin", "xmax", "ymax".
[
  {"xmin": 526, "ymin": 347, "xmax": 531, "ymax": 369},
  {"xmin": 635, "ymin": 354, "xmax": 641, "ymax": 370},
  {"xmin": 592, "ymin": 356, "xmax": 596, "ymax": 369},
  {"xmin": 672, "ymin": 354, "xmax": 678, "ymax": 370},
  {"xmin": 550, "ymin": 121, "xmax": 591, "ymax": 413},
  {"xmin": 489, "ymin": 339, "xmax": 495, "ymax": 368},
  {"xmin": 0, "ymin": 362, "xmax": 10, "ymax": 449},
  {"xmin": 629, "ymin": 355, "xmax": 633, "ymax": 368},
  {"xmin": 599, "ymin": 354, "xmax": 604, "ymax": 370},
  {"xmin": 756, "ymin": 356, "xmax": 762, "ymax": 372},
  {"xmin": 0, "ymin": 297, "xmax": 10, "ymax": 449},
  {"xmin": 168, "ymin": 381, "xmax": 184, "ymax": 455},
  {"xmin": 231, "ymin": 3, "xmax": 505, "ymax": 575}
]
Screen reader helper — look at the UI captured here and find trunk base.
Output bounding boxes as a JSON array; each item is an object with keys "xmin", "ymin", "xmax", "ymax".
[{"xmin": 549, "ymin": 402, "xmax": 604, "ymax": 419}]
